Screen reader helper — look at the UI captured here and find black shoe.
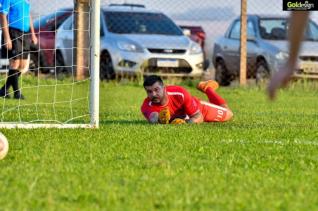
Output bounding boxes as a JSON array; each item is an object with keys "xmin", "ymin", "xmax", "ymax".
[
  {"xmin": 14, "ymin": 92, "xmax": 25, "ymax": 100},
  {"xmin": 0, "ymin": 89, "xmax": 10, "ymax": 98}
]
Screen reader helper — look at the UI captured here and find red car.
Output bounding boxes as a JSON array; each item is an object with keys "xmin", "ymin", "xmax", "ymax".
[{"xmin": 30, "ymin": 9, "xmax": 72, "ymax": 73}]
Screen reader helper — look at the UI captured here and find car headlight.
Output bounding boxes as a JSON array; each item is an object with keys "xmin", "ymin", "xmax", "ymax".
[
  {"xmin": 189, "ymin": 42, "xmax": 202, "ymax": 55},
  {"xmin": 117, "ymin": 41, "xmax": 144, "ymax": 52},
  {"xmin": 275, "ymin": 51, "xmax": 289, "ymax": 60}
]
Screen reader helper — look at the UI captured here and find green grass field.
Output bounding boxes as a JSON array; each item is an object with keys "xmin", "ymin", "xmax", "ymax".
[{"xmin": 0, "ymin": 78, "xmax": 318, "ymax": 210}]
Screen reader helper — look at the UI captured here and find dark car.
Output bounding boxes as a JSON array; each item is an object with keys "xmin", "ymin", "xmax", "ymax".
[
  {"xmin": 212, "ymin": 15, "xmax": 318, "ymax": 85},
  {"xmin": 30, "ymin": 8, "xmax": 72, "ymax": 73}
]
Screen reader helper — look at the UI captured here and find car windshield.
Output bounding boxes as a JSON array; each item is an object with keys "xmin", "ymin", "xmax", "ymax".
[
  {"xmin": 259, "ymin": 18, "xmax": 318, "ymax": 41},
  {"xmin": 104, "ymin": 11, "xmax": 183, "ymax": 35}
]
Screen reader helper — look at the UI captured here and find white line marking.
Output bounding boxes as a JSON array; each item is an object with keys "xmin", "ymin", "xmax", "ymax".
[{"xmin": 219, "ymin": 139, "xmax": 318, "ymax": 146}]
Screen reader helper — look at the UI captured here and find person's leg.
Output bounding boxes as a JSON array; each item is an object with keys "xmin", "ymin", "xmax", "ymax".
[
  {"xmin": 0, "ymin": 59, "xmax": 20, "ymax": 98},
  {"xmin": 197, "ymin": 80, "xmax": 229, "ymax": 108},
  {"xmin": 12, "ymin": 31, "xmax": 31, "ymax": 99},
  {"xmin": 0, "ymin": 37, "xmax": 9, "ymax": 98},
  {"xmin": 200, "ymin": 101, "xmax": 233, "ymax": 122},
  {"xmin": 0, "ymin": 28, "xmax": 26, "ymax": 99},
  {"xmin": 19, "ymin": 54, "xmax": 30, "ymax": 74},
  {"xmin": 8, "ymin": 59, "xmax": 22, "ymax": 99},
  {"xmin": 268, "ymin": 11, "xmax": 310, "ymax": 100},
  {"xmin": 205, "ymin": 87, "xmax": 228, "ymax": 108},
  {"xmin": 11, "ymin": 57, "xmax": 28, "ymax": 99},
  {"xmin": 0, "ymin": 71, "xmax": 12, "ymax": 98},
  {"xmin": 0, "ymin": 30, "xmax": 18, "ymax": 98},
  {"xmin": 287, "ymin": 11, "xmax": 310, "ymax": 71}
]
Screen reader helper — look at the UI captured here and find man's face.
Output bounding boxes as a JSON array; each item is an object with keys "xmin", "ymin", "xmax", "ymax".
[{"xmin": 144, "ymin": 82, "xmax": 165, "ymax": 104}]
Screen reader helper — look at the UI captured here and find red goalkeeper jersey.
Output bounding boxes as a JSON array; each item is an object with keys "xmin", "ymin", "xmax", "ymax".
[{"xmin": 141, "ymin": 85, "xmax": 200, "ymax": 121}]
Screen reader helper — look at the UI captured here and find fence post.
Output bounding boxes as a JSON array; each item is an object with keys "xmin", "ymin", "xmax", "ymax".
[
  {"xmin": 74, "ymin": 0, "xmax": 90, "ymax": 80},
  {"xmin": 240, "ymin": 0, "xmax": 247, "ymax": 85}
]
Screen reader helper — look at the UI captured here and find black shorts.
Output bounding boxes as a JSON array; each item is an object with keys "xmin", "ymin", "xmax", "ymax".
[{"xmin": 1, "ymin": 28, "xmax": 31, "ymax": 60}]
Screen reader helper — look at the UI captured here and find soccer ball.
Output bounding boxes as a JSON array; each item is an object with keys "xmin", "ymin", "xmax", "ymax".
[{"xmin": 0, "ymin": 132, "xmax": 9, "ymax": 160}]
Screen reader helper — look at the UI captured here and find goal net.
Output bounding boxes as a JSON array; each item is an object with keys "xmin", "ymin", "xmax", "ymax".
[{"xmin": 0, "ymin": 0, "xmax": 100, "ymax": 128}]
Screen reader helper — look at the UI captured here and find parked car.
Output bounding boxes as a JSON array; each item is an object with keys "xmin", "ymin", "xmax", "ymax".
[
  {"xmin": 212, "ymin": 15, "xmax": 318, "ymax": 85},
  {"xmin": 179, "ymin": 25, "xmax": 206, "ymax": 50},
  {"xmin": 56, "ymin": 4, "xmax": 207, "ymax": 79},
  {"xmin": 30, "ymin": 8, "xmax": 72, "ymax": 73}
]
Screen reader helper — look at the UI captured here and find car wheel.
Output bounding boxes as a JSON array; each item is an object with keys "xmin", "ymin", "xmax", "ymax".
[
  {"xmin": 56, "ymin": 51, "xmax": 66, "ymax": 75},
  {"xmin": 215, "ymin": 60, "xmax": 231, "ymax": 86},
  {"xmin": 29, "ymin": 52, "xmax": 50, "ymax": 75},
  {"xmin": 255, "ymin": 59, "xmax": 270, "ymax": 85},
  {"xmin": 100, "ymin": 51, "xmax": 115, "ymax": 80},
  {"xmin": 29, "ymin": 52, "xmax": 39, "ymax": 73}
]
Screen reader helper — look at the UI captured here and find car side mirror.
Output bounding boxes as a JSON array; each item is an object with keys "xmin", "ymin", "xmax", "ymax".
[{"xmin": 183, "ymin": 29, "xmax": 191, "ymax": 37}]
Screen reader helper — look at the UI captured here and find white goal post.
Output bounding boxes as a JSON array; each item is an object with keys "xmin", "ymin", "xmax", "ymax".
[
  {"xmin": 0, "ymin": 0, "xmax": 100, "ymax": 129},
  {"xmin": 89, "ymin": 0, "xmax": 100, "ymax": 128}
]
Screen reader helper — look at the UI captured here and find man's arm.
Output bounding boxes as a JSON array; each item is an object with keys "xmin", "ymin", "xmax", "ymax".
[
  {"xmin": 0, "ymin": 13, "xmax": 11, "ymax": 50},
  {"xmin": 29, "ymin": 15, "xmax": 38, "ymax": 45},
  {"xmin": 187, "ymin": 110, "xmax": 204, "ymax": 123},
  {"xmin": 180, "ymin": 87, "xmax": 203, "ymax": 123}
]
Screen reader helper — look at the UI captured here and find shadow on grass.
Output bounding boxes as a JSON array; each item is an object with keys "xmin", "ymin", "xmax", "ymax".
[{"xmin": 100, "ymin": 119, "xmax": 148, "ymax": 125}]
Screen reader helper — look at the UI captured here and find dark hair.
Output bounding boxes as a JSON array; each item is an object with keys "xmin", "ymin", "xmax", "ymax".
[{"xmin": 143, "ymin": 75, "xmax": 163, "ymax": 87}]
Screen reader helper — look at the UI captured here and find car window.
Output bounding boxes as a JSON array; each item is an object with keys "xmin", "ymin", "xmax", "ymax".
[
  {"xmin": 62, "ymin": 15, "xmax": 104, "ymax": 36},
  {"xmin": 63, "ymin": 16, "xmax": 73, "ymax": 30},
  {"xmin": 104, "ymin": 11, "xmax": 183, "ymax": 36},
  {"xmin": 259, "ymin": 18, "xmax": 287, "ymax": 40},
  {"xmin": 55, "ymin": 11, "xmax": 72, "ymax": 30},
  {"xmin": 305, "ymin": 21, "xmax": 318, "ymax": 41},
  {"xmin": 229, "ymin": 21, "xmax": 240, "ymax": 39},
  {"xmin": 247, "ymin": 21, "xmax": 256, "ymax": 38},
  {"xmin": 229, "ymin": 20, "xmax": 255, "ymax": 39}
]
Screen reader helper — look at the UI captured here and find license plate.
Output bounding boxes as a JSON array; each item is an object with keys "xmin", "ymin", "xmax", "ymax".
[
  {"xmin": 300, "ymin": 62, "xmax": 318, "ymax": 73},
  {"xmin": 157, "ymin": 59, "xmax": 179, "ymax": 67}
]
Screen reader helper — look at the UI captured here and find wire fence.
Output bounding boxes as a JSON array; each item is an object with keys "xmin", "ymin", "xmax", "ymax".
[
  {"xmin": 26, "ymin": 0, "xmax": 318, "ymax": 83},
  {"xmin": 0, "ymin": 0, "xmax": 316, "ymax": 126}
]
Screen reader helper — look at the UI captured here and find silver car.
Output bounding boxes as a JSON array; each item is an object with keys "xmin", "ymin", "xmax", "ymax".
[
  {"xmin": 212, "ymin": 15, "xmax": 318, "ymax": 85},
  {"xmin": 55, "ymin": 4, "xmax": 206, "ymax": 79}
]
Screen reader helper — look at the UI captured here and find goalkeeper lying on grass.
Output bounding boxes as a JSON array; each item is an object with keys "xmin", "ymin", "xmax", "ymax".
[{"xmin": 141, "ymin": 75, "xmax": 233, "ymax": 124}]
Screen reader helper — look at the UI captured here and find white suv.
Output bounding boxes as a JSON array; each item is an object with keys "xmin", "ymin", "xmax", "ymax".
[{"xmin": 55, "ymin": 4, "xmax": 206, "ymax": 79}]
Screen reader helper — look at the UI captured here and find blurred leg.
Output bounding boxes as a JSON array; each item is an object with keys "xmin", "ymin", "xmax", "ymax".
[
  {"xmin": 268, "ymin": 11, "xmax": 310, "ymax": 100},
  {"xmin": 19, "ymin": 55, "xmax": 30, "ymax": 74},
  {"xmin": 11, "ymin": 58, "xmax": 26, "ymax": 99}
]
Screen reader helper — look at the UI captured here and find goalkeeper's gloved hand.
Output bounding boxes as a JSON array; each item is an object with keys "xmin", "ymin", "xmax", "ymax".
[
  {"xmin": 171, "ymin": 118, "xmax": 186, "ymax": 124},
  {"xmin": 158, "ymin": 108, "xmax": 170, "ymax": 124}
]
